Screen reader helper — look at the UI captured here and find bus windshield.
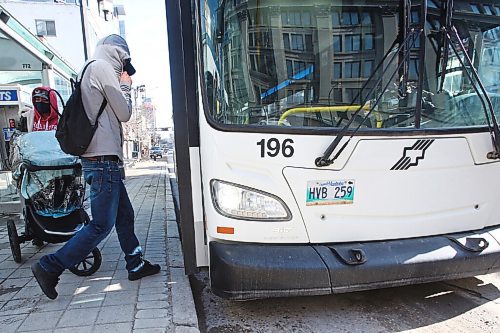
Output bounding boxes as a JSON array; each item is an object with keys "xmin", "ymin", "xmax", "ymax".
[{"xmin": 200, "ymin": 0, "xmax": 500, "ymax": 130}]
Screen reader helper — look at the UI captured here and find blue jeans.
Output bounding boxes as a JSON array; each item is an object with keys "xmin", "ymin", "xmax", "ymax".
[{"xmin": 39, "ymin": 159, "xmax": 143, "ymax": 274}]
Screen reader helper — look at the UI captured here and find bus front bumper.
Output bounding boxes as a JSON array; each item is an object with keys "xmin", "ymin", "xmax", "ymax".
[{"xmin": 209, "ymin": 225, "xmax": 500, "ymax": 300}]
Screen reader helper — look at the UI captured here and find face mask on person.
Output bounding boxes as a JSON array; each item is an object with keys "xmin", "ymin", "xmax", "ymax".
[
  {"xmin": 33, "ymin": 90, "xmax": 51, "ymax": 115},
  {"xmin": 34, "ymin": 101, "xmax": 51, "ymax": 115}
]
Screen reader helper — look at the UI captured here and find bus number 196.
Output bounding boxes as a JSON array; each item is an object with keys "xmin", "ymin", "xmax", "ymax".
[{"xmin": 257, "ymin": 138, "xmax": 294, "ymax": 158}]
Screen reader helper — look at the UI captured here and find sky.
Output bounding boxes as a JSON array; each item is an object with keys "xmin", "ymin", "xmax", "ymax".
[{"xmin": 115, "ymin": 0, "xmax": 172, "ymax": 127}]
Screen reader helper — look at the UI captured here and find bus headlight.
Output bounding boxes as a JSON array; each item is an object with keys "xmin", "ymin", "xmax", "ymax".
[{"xmin": 210, "ymin": 180, "xmax": 292, "ymax": 221}]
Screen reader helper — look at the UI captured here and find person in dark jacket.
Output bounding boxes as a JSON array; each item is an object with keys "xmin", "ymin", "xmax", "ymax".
[{"xmin": 31, "ymin": 34, "xmax": 160, "ymax": 300}]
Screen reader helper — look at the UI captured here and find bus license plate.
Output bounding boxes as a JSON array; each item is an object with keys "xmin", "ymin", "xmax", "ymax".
[{"xmin": 306, "ymin": 180, "xmax": 355, "ymax": 206}]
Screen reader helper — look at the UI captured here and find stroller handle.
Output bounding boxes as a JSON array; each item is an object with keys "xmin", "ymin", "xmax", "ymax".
[{"xmin": 22, "ymin": 161, "xmax": 82, "ymax": 172}]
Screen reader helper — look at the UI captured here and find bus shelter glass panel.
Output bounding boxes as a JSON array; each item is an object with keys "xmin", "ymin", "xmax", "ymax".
[{"xmin": 201, "ymin": 0, "xmax": 500, "ymax": 130}]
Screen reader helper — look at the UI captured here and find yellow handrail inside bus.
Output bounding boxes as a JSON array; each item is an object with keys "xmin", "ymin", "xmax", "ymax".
[{"xmin": 278, "ymin": 105, "xmax": 371, "ymax": 125}]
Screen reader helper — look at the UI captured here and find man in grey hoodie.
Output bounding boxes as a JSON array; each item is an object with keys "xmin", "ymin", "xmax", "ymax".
[{"xmin": 31, "ymin": 35, "xmax": 160, "ymax": 300}]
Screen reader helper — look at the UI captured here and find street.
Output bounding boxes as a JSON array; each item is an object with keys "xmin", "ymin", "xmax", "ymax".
[{"xmin": 191, "ymin": 270, "xmax": 500, "ymax": 333}]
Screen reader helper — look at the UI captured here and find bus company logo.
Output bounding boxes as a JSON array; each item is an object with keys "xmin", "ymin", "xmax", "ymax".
[{"xmin": 391, "ymin": 139, "xmax": 435, "ymax": 170}]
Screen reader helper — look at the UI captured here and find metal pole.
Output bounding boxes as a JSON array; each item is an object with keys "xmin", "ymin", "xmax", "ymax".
[{"xmin": 79, "ymin": 0, "xmax": 88, "ymax": 60}]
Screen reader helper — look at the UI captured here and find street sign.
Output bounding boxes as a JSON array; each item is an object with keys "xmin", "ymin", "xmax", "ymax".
[{"xmin": 0, "ymin": 90, "xmax": 18, "ymax": 103}]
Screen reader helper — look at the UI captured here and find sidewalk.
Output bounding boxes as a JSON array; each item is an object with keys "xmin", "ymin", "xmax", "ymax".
[{"xmin": 0, "ymin": 161, "xmax": 199, "ymax": 333}]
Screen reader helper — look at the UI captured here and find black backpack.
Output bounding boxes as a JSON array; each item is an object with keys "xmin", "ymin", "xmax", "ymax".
[{"xmin": 55, "ymin": 60, "xmax": 107, "ymax": 156}]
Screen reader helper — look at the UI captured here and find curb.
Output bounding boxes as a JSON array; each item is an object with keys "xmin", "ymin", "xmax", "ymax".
[{"xmin": 165, "ymin": 167, "xmax": 200, "ymax": 332}]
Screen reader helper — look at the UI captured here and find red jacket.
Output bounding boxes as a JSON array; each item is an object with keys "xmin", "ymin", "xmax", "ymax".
[{"xmin": 32, "ymin": 86, "xmax": 59, "ymax": 131}]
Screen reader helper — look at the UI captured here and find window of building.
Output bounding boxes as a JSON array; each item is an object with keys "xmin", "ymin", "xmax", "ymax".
[
  {"xmin": 343, "ymin": 11, "xmax": 359, "ymax": 25},
  {"xmin": 410, "ymin": 10, "xmax": 419, "ymax": 23},
  {"xmin": 483, "ymin": 5, "xmax": 494, "ymax": 15},
  {"xmin": 409, "ymin": 58, "xmax": 419, "ymax": 80},
  {"xmin": 332, "ymin": 10, "xmax": 341, "ymax": 26},
  {"xmin": 363, "ymin": 60, "xmax": 373, "ymax": 77},
  {"xmin": 305, "ymin": 34, "xmax": 313, "ymax": 52},
  {"xmin": 361, "ymin": 12, "xmax": 372, "ymax": 24},
  {"xmin": 306, "ymin": 63, "xmax": 315, "ymax": 80},
  {"xmin": 333, "ymin": 88, "xmax": 343, "ymax": 103},
  {"xmin": 282, "ymin": 11, "xmax": 311, "ymax": 26},
  {"xmin": 345, "ymin": 61, "xmax": 361, "ymax": 78},
  {"xmin": 345, "ymin": 34, "xmax": 361, "ymax": 52},
  {"xmin": 303, "ymin": 12, "xmax": 312, "ymax": 26},
  {"xmin": 364, "ymin": 34, "xmax": 374, "ymax": 50},
  {"xmin": 253, "ymin": 31, "xmax": 271, "ymax": 48},
  {"xmin": 287, "ymin": 60, "xmax": 309, "ymax": 78},
  {"xmin": 284, "ymin": 33, "xmax": 311, "ymax": 52},
  {"xmin": 333, "ymin": 62, "xmax": 342, "ymax": 79},
  {"xmin": 409, "ymin": 33, "xmax": 421, "ymax": 48},
  {"xmin": 231, "ymin": 54, "xmax": 241, "ymax": 67},
  {"xmin": 35, "ymin": 20, "xmax": 56, "ymax": 36},
  {"xmin": 286, "ymin": 60, "xmax": 293, "ymax": 78},
  {"xmin": 250, "ymin": 55, "xmax": 257, "ymax": 71},
  {"xmin": 283, "ymin": 34, "xmax": 290, "ymax": 49},
  {"xmin": 345, "ymin": 88, "xmax": 361, "ymax": 104},
  {"xmin": 294, "ymin": 61, "xmax": 306, "ymax": 76},
  {"xmin": 248, "ymin": 33, "xmax": 254, "ymax": 47},
  {"xmin": 470, "ymin": 4, "xmax": 481, "ymax": 14},
  {"xmin": 291, "ymin": 34, "xmax": 304, "ymax": 51},
  {"xmin": 291, "ymin": 12, "xmax": 302, "ymax": 25},
  {"xmin": 333, "ymin": 35, "xmax": 342, "ymax": 52},
  {"xmin": 54, "ymin": 72, "xmax": 71, "ymax": 104}
]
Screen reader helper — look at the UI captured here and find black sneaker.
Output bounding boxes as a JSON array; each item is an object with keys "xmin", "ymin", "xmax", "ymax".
[
  {"xmin": 31, "ymin": 262, "xmax": 60, "ymax": 300},
  {"xmin": 128, "ymin": 260, "xmax": 161, "ymax": 281}
]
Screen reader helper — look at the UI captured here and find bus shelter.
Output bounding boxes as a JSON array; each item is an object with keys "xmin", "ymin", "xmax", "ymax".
[{"xmin": 0, "ymin": 5, "xmax": 76, "ymax": 213}]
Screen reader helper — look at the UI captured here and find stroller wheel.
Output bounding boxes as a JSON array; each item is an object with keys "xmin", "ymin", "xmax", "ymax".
[
  {"xmin": 7, "ymin": 220, "xmax": 22, "ymax": 263},
  {"xmin": 69, "ymin": 248, "xmax": 102, "ymax": 276}
]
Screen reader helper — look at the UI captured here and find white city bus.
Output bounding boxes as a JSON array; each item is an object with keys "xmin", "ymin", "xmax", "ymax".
[{"xmin": 165, "ymin": 0, "xmax": 500, "ymax": 299}]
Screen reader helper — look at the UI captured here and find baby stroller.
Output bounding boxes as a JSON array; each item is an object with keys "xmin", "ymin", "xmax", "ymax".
[{"xmin": 7, "ymin": 131, "xmax": 101, "ymax": 276}]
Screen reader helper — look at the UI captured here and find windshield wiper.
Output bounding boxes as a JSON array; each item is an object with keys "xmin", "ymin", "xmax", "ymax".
[
  {"xmin": 316, "ymin": 0, "xmax": 500, "ymax": 167},
  {"xmin": 315, "ymin": 29, "xmax": 422, "ymax": 167},
  {"xmin": 438, "ymin": 0, "xmax": 500, "ymax": 159}
]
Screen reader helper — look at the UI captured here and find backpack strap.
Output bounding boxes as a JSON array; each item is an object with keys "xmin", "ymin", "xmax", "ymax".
[
  {"xmin": 96, "ymin": 99, "xmax": 108, "ymax": 121},
  {"xmin": 79, "ymin": 59, "xmax": 108, "ymax": 123},
  {"xmin": 78, "ymin": 60, "xmax": 96, "ymax": 84},
  {"xmin": 49, "ymin": 88, "xmax": 65, "ymax": 117}
]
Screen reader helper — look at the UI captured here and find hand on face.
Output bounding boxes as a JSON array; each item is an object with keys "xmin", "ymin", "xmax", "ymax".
[{"xmin": 120, "ymin": 72, "xmax": 132, "ymax": 85}]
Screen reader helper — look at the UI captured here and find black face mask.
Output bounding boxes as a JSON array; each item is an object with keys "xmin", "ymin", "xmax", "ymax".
[{"xmin": 35, "ymin": 101, "xmax": 51, "ymax": 115}]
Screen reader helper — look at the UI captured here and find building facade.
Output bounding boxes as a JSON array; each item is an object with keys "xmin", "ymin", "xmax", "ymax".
[{"xmin": 0, "ymin": 0, "xmax": 126, "ymax": 69}]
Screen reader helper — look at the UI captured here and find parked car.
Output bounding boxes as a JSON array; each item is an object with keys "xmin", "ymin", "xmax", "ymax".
[{"xmin": 150, "ymin": 147, "xmax": 162, "ymax": 159}]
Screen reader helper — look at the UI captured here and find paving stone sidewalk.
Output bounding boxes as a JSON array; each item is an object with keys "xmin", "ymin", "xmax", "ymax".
[{"xmin": 0, "ymin": 161, "xmax": 199, "ymax": 333}]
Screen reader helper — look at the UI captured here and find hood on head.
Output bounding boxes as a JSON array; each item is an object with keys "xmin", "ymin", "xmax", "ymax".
[
  {"xmin": 92, "ymin": 34, "xmax": 136, "ymax": 77},
  {"xmin": 32, "ymin": 86, "xmax": 59, "ymax": 120}
]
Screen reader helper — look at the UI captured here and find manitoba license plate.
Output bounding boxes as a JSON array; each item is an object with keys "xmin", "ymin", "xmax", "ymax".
[{"xmin": 306, "ymin": 180, "xmax": 355, "ymax": 206}]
